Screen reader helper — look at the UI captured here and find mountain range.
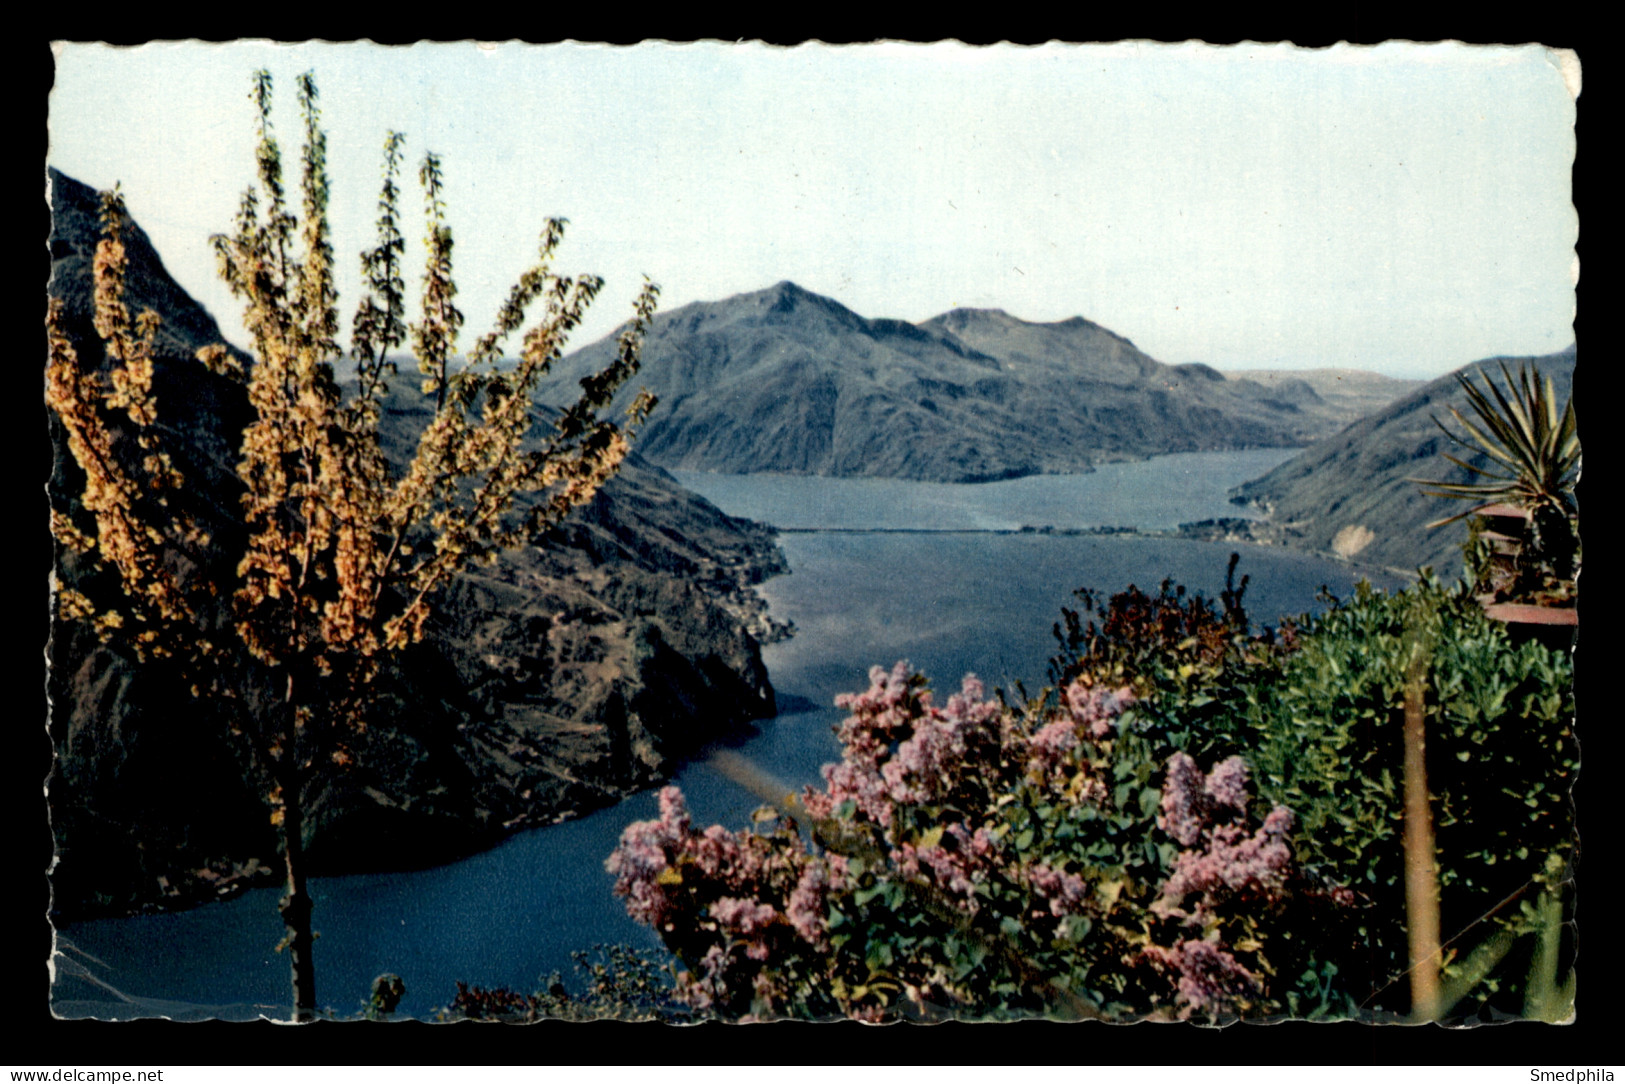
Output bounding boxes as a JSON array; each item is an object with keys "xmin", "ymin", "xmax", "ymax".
[
  {"xmin": 537, "ymin": 281, "xmax": 1379, "ymax": 483},
  {"xmin": 543, "ymin": 277, "xmax": 1571, "ymax": 578}
]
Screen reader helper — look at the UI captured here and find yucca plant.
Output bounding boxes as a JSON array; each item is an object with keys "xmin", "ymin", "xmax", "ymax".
[{"xmin": 1411, "ymin": 362, "xmax": 1579, "ymax": 601}]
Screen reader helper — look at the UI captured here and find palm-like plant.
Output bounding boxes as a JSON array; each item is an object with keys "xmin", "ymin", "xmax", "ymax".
[{"xmin": 1411, "ymin": 361, "xmax": 1579, "ymax": 597}]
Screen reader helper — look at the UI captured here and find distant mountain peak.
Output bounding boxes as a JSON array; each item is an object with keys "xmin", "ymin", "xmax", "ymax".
[
  {"xmin": 765, "ymin": 280, "xmax": 825, "ymax": 313},
  {"xmin": 745, "ymin": 279, "xmax": 826, "ymax": 306},
  {"xmin": 928, "ymin": 306, "xmax": 1111, "ymax": 334},
  {"xmin": 921, "ymin": 306, "xmax": 1142, "ymax": 355},
  {"xmin": 705, "ymin": 280, "xmax": 864, "ymax": 327},
  {"xmin": 931, "ymin": 306, "xmax": 1016, "ymax": 325}
]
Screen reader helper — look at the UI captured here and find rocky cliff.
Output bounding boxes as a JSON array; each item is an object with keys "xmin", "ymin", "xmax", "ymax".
[
  {"xmin": 46, "ymin": 168, "xmax": 788, "ymax": 919},
  {"xmin": 535, "ymin": 281, "xmax": 1376, "ymax": 483}
]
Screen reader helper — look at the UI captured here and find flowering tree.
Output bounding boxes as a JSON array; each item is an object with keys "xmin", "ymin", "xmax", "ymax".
[
  {"xmin": 607, "ymin": 659, "xmax": 1348, "ymax": 1022},
  {"xmin": 47, "ymin": 71, "xmax": 657, "ymax": 1020}
]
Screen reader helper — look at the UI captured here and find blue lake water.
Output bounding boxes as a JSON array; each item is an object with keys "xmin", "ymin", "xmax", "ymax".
[
  {"xmin": 668, "ymin": 448, "xmax": 1298, "ymax": 532},
  {"xmin": 54, "ymin": 451, "xmax": 1402, "ymax": 1021}
]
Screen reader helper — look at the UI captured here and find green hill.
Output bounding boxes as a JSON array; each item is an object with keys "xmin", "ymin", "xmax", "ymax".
[{"xmin": 1220, "ymin": 346, "xmax": 1577, "ymax": 575}]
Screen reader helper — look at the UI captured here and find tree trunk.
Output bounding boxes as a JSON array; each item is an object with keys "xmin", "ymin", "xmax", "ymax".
[
  {"xmin": 1401, "ymin": 651, "xmax": 1442, "ymax": 1022},
  {"xmin": 278, "ymin": 768, "xmax": 318, "ymax": 1022}
]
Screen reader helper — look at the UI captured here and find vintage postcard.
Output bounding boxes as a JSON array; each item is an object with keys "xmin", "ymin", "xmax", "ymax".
[{"xmin": 45, "ymin": 39, "xmax": 1579, "ymax": 1028}]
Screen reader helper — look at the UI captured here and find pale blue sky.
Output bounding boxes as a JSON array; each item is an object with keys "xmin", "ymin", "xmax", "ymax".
[{"xmin": 48, "ymin": 41, "xmax": 1578, "ymax": 378}]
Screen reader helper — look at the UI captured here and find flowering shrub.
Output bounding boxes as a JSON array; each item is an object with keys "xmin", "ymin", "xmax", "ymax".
[
  {"xmin": 607, "ymin": 658, "xmax": 1346, "ymax": 1022},
  {"xmin": 601, "ymin": 565, "xmax": 1573, "ymax": 1023},
  {"xmin": 1141, "ymin": 753, "xmax": 1335, "ymax": 1019}
]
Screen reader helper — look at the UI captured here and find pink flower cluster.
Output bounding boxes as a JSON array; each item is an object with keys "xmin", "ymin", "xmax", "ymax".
[
  {"xmin": 1157, "ymin": 751, "xmax": 1251, "ymax": 848},
  {"xmin": 1028, "ymin": 679, "xmax": 1134, "ymax": 785},
  {"xmin": 606, "ymin": 783, "xmax": 863, "ymax": 1018},
  {"xmin": 603, "ymin": 785, "xmax": 696, "ymax": 932},
  {"xmin": 1203, "ymin": 756, "xmax": 1251, "ymax": 813},
  {"xmin": 1141, "ymin": 939, "xmax": 1263, "ymax": 1019},
  {"xmin": 1064, "ymin": 679, "xmax": 1135, "ymax": 741},
  {"xmin": 1141, "ymin": 751, "xmax": 1312, "ymax": 1017},
  {"xmin": 786, "ymin": 857, "xmax": 846, "ymax": 950},
  {"xmin": 1028, "ymin": 863, "xmax": 1090, "ymax": 918},
  {"xmin": 710, "ymin": 897, "xmax": 781, "ymax": 960},
  {"xmin": 1026, "ymin": 717, "xmax": 1081, "ymax": 773},
  {"xmin": 1153, "ymin": 753, "xmax": 1295, "ymax": 922},
  {"xmin": 892, "ymin": 823, "xmax": 999, "ymax": 912},
  {"xmin": 803, "ymin": 662, "xmax": 1004, "ymax": 827},
  {"xmin": 605, "ymin": 785, "xmax": 846, "ymax": 990},
  {"xmin": 1157, "ymin": 806, "xmax": 1295, "ymax": 916}
]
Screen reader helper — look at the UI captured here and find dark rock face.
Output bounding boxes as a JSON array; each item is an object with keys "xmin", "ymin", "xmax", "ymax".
[
  {"xmin": 536, "ymin": 281, "xmax": 1366, "ymax": 483},
  {"xmin": 45, "ymin": 168, "xmax": 787, "ymax": 919},
  {"xmin": 1223, "ymin": 346, "xmax": 1577, "ymax": 574}
]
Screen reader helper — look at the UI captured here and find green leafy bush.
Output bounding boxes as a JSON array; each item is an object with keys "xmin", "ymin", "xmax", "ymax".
[
  {"xmin": 1237, "ymin": 578, "xmax": 1576, "ymax": 1018},
  {"xmin": 1059, "ymin": 567, "xmax": 1576, "ymax": 1019}
]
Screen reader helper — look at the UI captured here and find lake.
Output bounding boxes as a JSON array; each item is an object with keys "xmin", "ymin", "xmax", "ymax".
[
  {"xmin": 53, "ymin": 450, "xmax": 1405, "ymax": 1021},
  {"xmin": 667, "ymin": 448, "xmax": 1298, "ymax": 532}
]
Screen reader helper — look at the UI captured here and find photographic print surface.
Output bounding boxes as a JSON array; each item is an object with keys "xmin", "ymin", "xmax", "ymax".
[{"xmin": 46, "ymin": 40, "xmax": 1578, "ymax": 1024}]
